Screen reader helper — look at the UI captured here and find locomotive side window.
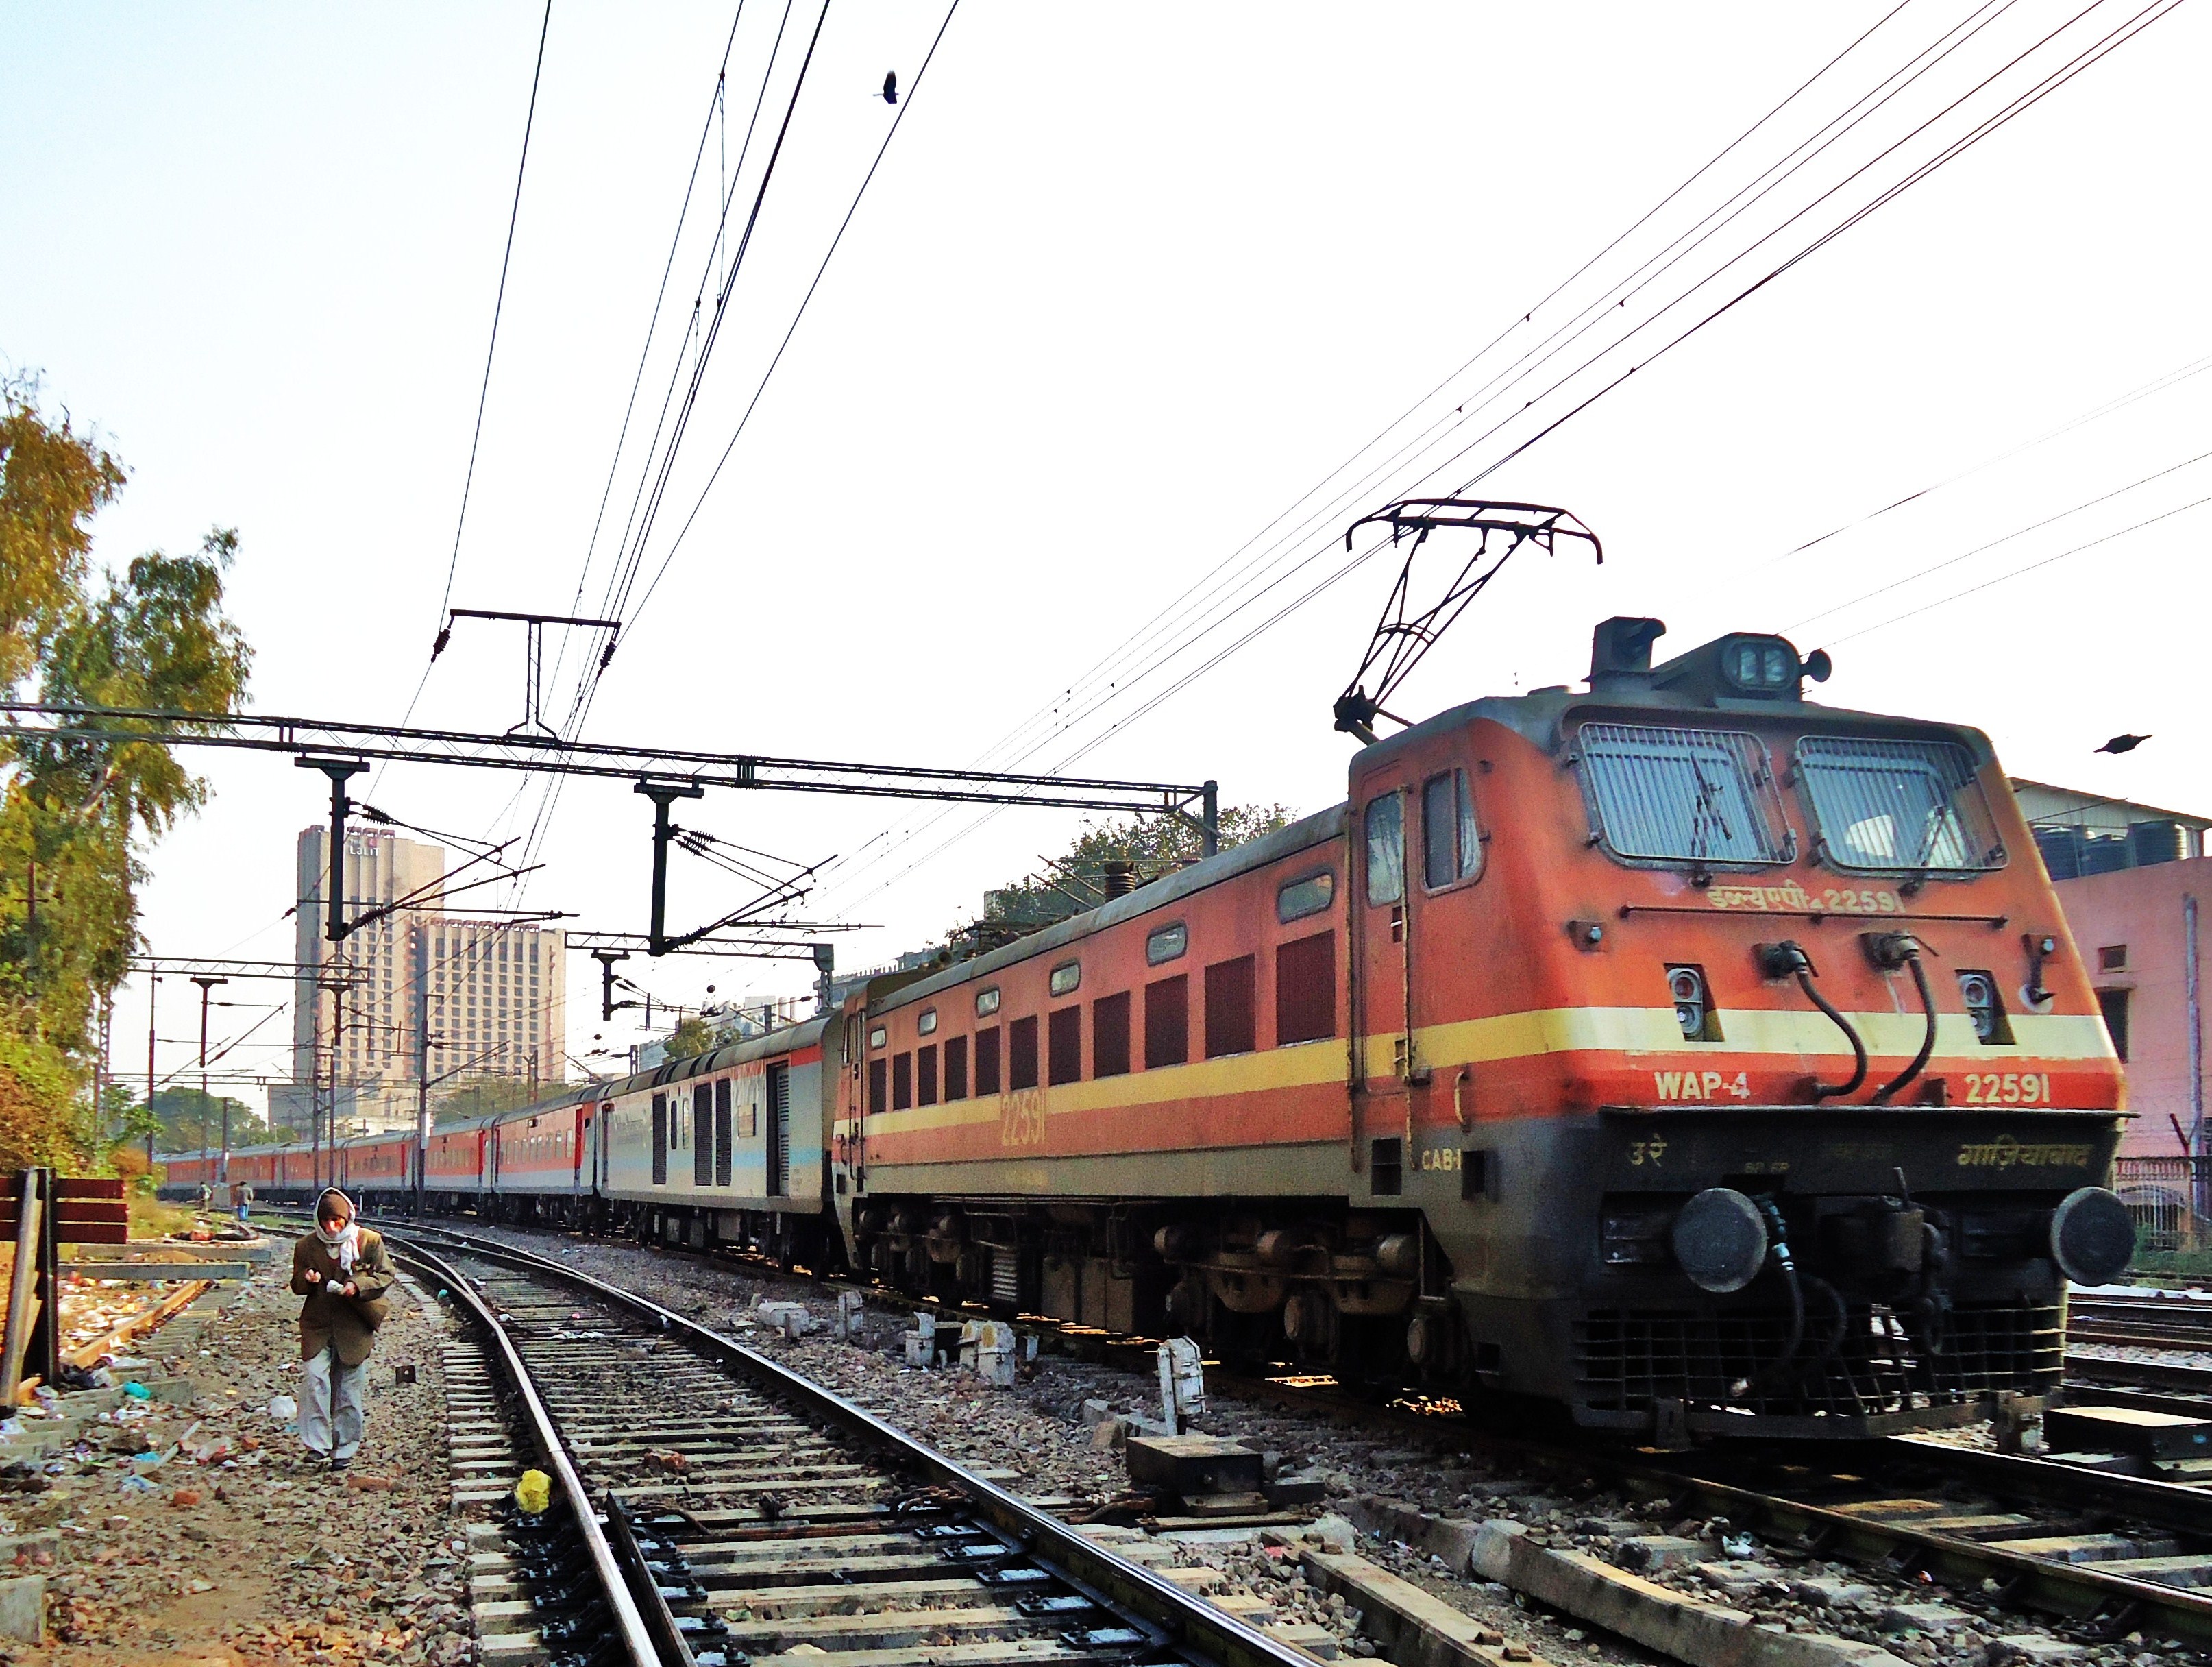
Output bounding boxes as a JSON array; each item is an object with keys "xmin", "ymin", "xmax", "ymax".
[
  {"xmin": 1146, "ymin": 922, "xmax": 1188, "ymax": 964},
  {"xmin": 944, "ymin": 1034, "xmax": 970, "ymax": 1100},
  {"xmin": 892, "ymin": 1052, "xmax": 913, "ymax": 1111},
  {"xmin": 976, "ymin": 1027, "xmax": 1003, "ymax": 1094},
  {"xmin": 1575, "ymin": 723, "xmax": 1791, "ymax": 868},
  {"xmin": 1093, "ymin": 991, "xmax": 1132, "ymax": 1076},
  {"xmin": 1146, "ymin": 975, "xmax": 1190, "ymax": 1068},
  {"xmin": 1009, "ymin": 1016, "xmax": 1041, "ymax": 1091},
  {"xmin": 975, "ymin": 986, "xmax": 1001, "ymax": 1018},
  {"xmin": 1050, "ymin": 960, "xmax": 1082, "ymax": 997},
  {"xmin": 1364, "ymin": 792, "xmax": 1405, "ymax": 903},
  {"xmin": 1277, "ymin": 870, "xmax": 1334, "ymax": 923},
  {"xmin": 1205, "ymin": 955, "xmax": 1257, "ymax": 1058},
  {"xmin": 869, "ymin": 1025, "xmax": 887, "ymax": 1049},
  {"xmin": 1048, "ymin": 1008, "xmax": 1082, "ymax": 1085},
  {"xmin": 1794, "ymin": 735, "xmax": 2004, "ymax": 876},
  {"xmin": 1422, "ymin": 768, "xmax": 1484, "ymax": 888},
  {"xmin": 918, "ymin": 1008, "xmax": 938, "ymax": 1035}
]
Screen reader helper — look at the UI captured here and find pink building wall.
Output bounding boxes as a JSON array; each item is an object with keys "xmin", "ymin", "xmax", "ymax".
[{"xmin": 2055, "ymin": 855, "xmax": 2208, "ymax": 1159}]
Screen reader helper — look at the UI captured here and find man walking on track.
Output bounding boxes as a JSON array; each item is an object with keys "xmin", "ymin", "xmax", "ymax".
[{"xmin": 290, "ymin": 1188, "xmax": 395, "ymax": 1470}]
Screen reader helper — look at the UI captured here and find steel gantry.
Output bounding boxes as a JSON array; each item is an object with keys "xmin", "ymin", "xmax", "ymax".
[{"xmin": 3, "ymin": 701, "xmax": 1221, "ymax": 955}]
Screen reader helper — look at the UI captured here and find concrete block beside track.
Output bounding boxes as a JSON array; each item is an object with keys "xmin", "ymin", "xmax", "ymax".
[{"xmin": 1471, "ymin": 1520, "xmax": 1915, "ymax": 1667}]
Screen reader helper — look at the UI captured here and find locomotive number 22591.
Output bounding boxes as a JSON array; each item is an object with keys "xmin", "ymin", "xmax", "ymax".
[{"xmin": 999, "ymin": 1088, "xmax": 1048, "ymax": 1147}]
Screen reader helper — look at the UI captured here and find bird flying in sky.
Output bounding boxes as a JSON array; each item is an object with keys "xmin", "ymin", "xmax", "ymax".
[{"xmin": 2096, "ymin": 733, "xmax": 2151, "ymax": 755}]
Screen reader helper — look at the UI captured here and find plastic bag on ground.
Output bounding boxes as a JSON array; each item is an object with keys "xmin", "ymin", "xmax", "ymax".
[{"xmin": 267, "ymin": 1394, "xmax": 297, "ymax": 1425}]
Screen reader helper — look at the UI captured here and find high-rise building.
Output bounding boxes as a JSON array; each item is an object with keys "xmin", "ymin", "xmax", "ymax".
[
  {"xmin": 290, "ymin": 827, "xmax": 443, "ymax": 1126},
  {"xmin": 284, "ymin": 825, "xmax": 567, "ymax": 1134},
  {"xmin": 420, "ymin": 916, "xmax": 567, "ymax": 1102}
]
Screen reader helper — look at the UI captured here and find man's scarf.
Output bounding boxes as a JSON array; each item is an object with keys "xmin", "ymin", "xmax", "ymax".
[{"xmin": 314, "ymin": 1189, "xmax": 360, "ymax": 1274}]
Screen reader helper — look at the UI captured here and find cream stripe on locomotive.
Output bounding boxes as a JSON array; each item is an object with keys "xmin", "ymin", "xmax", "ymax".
[
  {"xmin": 1359, "ymin": 1005, "xmax": 2113, "ymax": 1080},
  {"xmin": 861, "ymin": 1006, "xmax": 2115, "ymax": 1139}
]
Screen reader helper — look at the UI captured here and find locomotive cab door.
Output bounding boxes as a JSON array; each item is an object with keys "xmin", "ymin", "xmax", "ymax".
[{"xmin": 1353, "ymin": 781, "xmax": 1416, "ymax": 1193}]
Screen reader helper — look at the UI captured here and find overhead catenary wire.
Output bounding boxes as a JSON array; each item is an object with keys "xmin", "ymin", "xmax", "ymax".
[
  {"xmin": 804, "ymin": 2, "xmax": 2098, "ymax": 907},
  {"xmin": 1785, "ymin": 445, "xmax": 2212, "ymax": 633},
  {"xmin": 816, "ymin": 0, "xmax": 2189, "ymax": 914},
  {"xmin": 504, "ymin": 1, "xmax": 831, "ymax": 882},
  {"xmin": 1828, "ymin": 490, "xmax": 2212, "ymax": 644}
]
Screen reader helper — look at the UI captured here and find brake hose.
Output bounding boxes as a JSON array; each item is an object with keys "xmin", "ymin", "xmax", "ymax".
[
  {"xmin": 1732, "ymin": 1198, "xmax": 1806, "ymax": 1400},
  {"xmin": 1760, "ymin": 942, "xmax": 1869, "ymax": 1100},
  {"xmin": 1873, "ymin": 951, "xmax": 1939, "ymax": 1104}
]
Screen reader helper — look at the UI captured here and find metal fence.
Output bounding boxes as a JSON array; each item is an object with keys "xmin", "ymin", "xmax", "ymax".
[{"xmin": 2114, "ymin": 1156, "xmax": 2211, "ymax": 1252}]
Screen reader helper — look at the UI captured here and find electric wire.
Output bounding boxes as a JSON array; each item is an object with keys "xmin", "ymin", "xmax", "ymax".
[
  {"xmin": 1785, "ymin": 445, "xmax": 2212, "ymax": 633},
  {"xmin": 1828, "ymin": 490, "xmax": 2212, "ymax": 644},
  {"xmin": 624, "ymin": 0, "xmax": 961, "ymax": 632},
  {"xmin": 820, "ymin": 0, "xmax": 2189, "ymax": 914}
]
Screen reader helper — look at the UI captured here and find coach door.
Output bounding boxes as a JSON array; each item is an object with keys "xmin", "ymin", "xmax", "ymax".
[
  {"xmin": 651, "ymin": 1094, "xmax": 669, "ymax": 1185},
  {"xmin": 765, "ymin": 1062, "xmax": 791, "ymax": 1197}
]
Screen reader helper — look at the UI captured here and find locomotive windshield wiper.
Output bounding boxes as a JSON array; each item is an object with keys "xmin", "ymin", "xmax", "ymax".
[{"xmin": 1756, "ymin": 940, "xmax": 1868, "ymax": 1100}]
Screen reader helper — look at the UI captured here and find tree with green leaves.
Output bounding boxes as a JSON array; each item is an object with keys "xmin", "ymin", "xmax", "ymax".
[
  {"xmin": 434, "ymin": 1075, "xmax": 544, "ymax": 1125},
  {"xmin": 972, "ymin": 803, "xmax": 1296, "ymax": 932},
  {"xmin": 662, "ymin": 1014, "xmax": 717, "ymax": 1060},
  {"xmin": 0, "ymin": 374, "xmax": 253, "ymax": 1170}
]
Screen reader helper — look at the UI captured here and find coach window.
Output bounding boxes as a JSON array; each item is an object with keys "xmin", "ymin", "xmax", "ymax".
[
  {"xmin": 944, "ymin": 1034, "xmax": 970, "ymax": 1100},
  {"xmin": 892, "ymin": 1051, "xmax": 913, "ymax": 1112},
  {"xmin": 976, "ymin": 986, "xmax": 1001, "ymax": 1019},
  {"xmin": 1365, "ymin": 792, "xmax": 1405, "ymax": 905},
  {"xmin": 1146, "ymin": 923, "xmax": 1187, "ymax": 966},
  {"xmin": 1009, "ymin": 1015, "xmax": 1041, "ymax": 1091},
  {"xmin": 1422, "ymin": 768, "xmax": 1484, "ymax": 889},
  {"xmin": 1050, "ymin": 960, "xmax": 1081, "ymax": 997},
  {"xmin": 918, "ymin": 1007, "xmax": 939, "ymax": 1036}
]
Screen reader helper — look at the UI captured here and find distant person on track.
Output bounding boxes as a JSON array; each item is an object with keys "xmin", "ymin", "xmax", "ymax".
[
  {"xmin": 234, "ymin": 1180, "xmax": 254, "ymax": 1225},
  {"xmin": 289, "ymin": 1188, "xmax": 395, "ymax": 1470}
]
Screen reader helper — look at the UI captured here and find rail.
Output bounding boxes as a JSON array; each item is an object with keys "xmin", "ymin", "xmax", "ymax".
[{"xmin": 384, "ymin": 1232, "xmax": 665, "ymax": 1667}]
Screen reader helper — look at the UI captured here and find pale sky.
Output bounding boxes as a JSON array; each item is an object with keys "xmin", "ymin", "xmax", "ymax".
[{"xmin": 5, "ymin": 3, "xmax": 2206, "ymax": 1111}]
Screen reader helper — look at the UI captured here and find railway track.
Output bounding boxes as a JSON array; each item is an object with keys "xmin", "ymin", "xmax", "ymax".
[
  {"xmin": 278, "ymin": 1210, "xmax": 2212, "ymax": 1656},
  {"xmin": 346, "ymin": 1218, "xmax": 1323, "ymax": 1667}
]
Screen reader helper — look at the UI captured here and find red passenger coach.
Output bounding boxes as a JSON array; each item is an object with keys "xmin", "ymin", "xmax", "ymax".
[
  {"xmin": 487, "ymin": 1089, "xmax": 597, "ymax": 1226},
  {"xmin": 425, "ymin": 1119, "xmax": 492, "ymax": 1202}
]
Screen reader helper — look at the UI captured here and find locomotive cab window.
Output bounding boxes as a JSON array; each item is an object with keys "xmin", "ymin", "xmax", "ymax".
[
  {"xmin": 1793, "ymin": 735, "xmax": 2004, "ymax": 877},
  {"xmin": 1364, "ymin": 792, "xmax": 1405, "ymax": 904},
  {"xmin": 1422, "ymin": 768, "xmax": 1483, "ymax": 888},
  {"xmin": 1574, "ymin": 722, "xmax": 1791, "ymax": 869}
]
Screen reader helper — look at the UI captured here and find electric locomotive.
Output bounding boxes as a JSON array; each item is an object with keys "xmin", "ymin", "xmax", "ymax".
[{"xmin": 837, "ymin": 616, "xmax": 2131, "ymax": 1439}]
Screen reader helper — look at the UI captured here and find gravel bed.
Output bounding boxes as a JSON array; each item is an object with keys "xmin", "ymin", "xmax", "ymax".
[
  {"xmin": 7, "ymin": 1256, "xmax": 473, "ymax": 1666},
  {"xmin": 443, "ymin": 1221, "xmax": 2212, "ymax": 1667}
]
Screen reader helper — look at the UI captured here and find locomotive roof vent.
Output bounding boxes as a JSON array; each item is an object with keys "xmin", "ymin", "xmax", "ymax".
[{"xmin": 1588, "ymin": 617, "xmax": 1832, "ymax": 704}]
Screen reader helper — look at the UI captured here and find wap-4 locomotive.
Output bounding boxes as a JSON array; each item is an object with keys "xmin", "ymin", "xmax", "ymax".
[{"xmin": 180, "ymin": 618, "xmax": 2132, "ymax": 1439}]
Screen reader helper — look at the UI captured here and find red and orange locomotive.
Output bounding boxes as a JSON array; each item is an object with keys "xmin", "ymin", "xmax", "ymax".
[{"xmin": 840, "ymin": 615, "xmax": 2130, "ymax": 1438}]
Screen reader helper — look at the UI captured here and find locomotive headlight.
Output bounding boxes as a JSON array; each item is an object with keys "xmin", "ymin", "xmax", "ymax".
[
  {"xmin": 2050, "ymin": 1186, "xmax": 2135, "ymax": 1286},
  {"xmin": 1670, "ymin": 1187, "xmax": 1769, "ymax": 1293},
  {"xmin": 1668, "ymin": 966, "xmax": 1709, "ymax": 1041},
  {"xmin": 1718, "ymin": 634, "xmax": 1804, "ymax": 694}
]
